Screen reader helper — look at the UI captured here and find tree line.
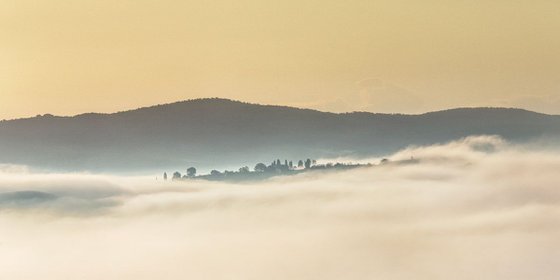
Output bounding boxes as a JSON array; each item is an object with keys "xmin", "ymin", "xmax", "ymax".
[{"xmin": 163, "ymin": 158, "xmax": 319, "ymax": 181}]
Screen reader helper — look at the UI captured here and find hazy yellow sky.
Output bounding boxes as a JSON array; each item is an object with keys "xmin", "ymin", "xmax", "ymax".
[{"xmin": 1, "ymin": 0, "xmax": 559, "ymax": 119}]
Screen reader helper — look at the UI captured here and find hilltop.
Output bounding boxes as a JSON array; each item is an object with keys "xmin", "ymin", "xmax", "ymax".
[{"xmin": 0, "ymin": 98, "xmax": 559, "ymax": 172}]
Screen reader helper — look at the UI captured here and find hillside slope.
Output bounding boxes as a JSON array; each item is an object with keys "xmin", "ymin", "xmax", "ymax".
[{"xmin": 1, "ymin": 98, "xmax": 559, "ymax": 172}]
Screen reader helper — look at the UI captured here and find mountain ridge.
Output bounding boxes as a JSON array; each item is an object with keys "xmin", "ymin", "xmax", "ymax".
[
  {"xmin": 1, "ymin": 98, "xmax": 559, "ymax": 173},
  {"xmin": 2, "ymin": 97, "xmax": 556, "ymax": 123}
]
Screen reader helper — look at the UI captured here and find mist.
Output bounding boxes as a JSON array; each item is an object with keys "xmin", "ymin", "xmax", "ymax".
[{"xmin": 1, "ymin": 136, "xmax": 559, "ymax": 279}]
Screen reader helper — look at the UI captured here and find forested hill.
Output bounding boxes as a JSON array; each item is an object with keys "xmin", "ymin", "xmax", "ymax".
[{"xmin": 1, "ymin": 98, "xmax": 559, "ymax": 172}]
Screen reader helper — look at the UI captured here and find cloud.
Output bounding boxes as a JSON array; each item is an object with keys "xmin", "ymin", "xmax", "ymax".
[
  {"xmin": 0, "ymin": 164, "xmax": 29, "ymax": 173},
  {"xmin": 0, "ymin": 173, "xmax": 129, "ymax": 215},
  {"xmin": 1, "ymin": 136, "xmax": 560, "ymax": 279}
]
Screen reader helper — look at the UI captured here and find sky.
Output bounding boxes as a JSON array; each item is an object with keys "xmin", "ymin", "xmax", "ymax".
[{"xmin": 1, "ymin": 0, "xmax": 559, "ymax": 119}]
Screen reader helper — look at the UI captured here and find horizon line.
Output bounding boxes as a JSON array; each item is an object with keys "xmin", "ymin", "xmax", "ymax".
[{"xmin": 2, "ymin": 97, "xmax": 556, "ymax": 121}]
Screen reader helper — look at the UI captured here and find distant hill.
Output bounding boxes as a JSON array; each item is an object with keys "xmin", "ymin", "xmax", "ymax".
[{"xmin": 1, "ymin": 98, "xmax": 559, "ymax": 173}]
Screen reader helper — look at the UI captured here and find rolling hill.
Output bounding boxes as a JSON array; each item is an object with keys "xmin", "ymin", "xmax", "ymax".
[{"xmin": 1, "ymin": 98, "xmax": 559, "ymax": 173}]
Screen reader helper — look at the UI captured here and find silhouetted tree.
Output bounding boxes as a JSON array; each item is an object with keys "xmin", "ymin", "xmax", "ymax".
[
  {"xmin": 172, "ymin": 172, "xmax": 182, "ymax": 180},
  {"xmin": 163, "ymin": 172, "xmax": 168, "ymax": 181},
  {"xmin": 298, "ymin": 160, "xmax": 304, "ymax": 168},
  {"xmin": 289, "ymin": 161, "xmax": 293, "ymax": 169},
  {"xmin": 284, "ymin": 160, "xmax": 288, "ymax": 166},
  {"xmin": 210, "ymin": 170, "xmax": 221, "ymax": 175},
  {"xmin": 276, "ymin": 159, "xmax": 281, "ymax": 166},
  {"xmin": 254, "ymin": 163, "xmax": 267, "ymax": 172},
  {"xmin": 239, "ymin": 166, "xmax": 250, "ymax": 173},
  {"xmin": 187, "ymin": 167, "xmax": 197, "ymax": 177},
  {"xmin": 305, "ymin": 159, "xmax": 312, "ymax": 169}
]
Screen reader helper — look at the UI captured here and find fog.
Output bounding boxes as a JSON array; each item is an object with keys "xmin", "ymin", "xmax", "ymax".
[{"xmin": 1, "ymin": 136, "xmax": 559, "ymax": 279}]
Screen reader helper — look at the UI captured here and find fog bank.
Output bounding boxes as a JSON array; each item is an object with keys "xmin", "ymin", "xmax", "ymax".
[{"xmin": 1, "ymin": 136, "xmax": 559, "ymax": 279}]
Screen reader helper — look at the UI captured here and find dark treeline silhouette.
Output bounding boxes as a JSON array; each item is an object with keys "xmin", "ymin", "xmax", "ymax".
[
  {"xmin": 166, "ymin": 158, "xmax": 379, "ymax": 182},
  {"xmin": 1, "ymin": 98, "xmax": 559, "ymax": 172}
]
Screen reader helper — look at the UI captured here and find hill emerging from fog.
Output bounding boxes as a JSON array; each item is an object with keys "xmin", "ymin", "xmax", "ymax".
[{"xmin": 1, "ymin": 98, "xmax": 559, "ymax": 172}]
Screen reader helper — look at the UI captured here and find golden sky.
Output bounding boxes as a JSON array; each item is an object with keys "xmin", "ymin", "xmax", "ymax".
[{"xmin": 1, "ymin": 0, "xmax": 559, "ymax": 119}]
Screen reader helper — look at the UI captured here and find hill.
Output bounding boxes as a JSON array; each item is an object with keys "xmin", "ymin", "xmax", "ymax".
[{"xmin": 1, "ymin": 98, "xmax": 559, "ymax": 172}]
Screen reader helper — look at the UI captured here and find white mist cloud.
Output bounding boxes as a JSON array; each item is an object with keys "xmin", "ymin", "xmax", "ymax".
[{"xmin": 1, "ymin": 136, "xmax": 560, "ymax": 279}]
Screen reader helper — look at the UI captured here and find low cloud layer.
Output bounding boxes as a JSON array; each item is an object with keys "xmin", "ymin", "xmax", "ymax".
[{"xmin": 1, "ymin": 136, "xmax": 560, "ymax": 279}]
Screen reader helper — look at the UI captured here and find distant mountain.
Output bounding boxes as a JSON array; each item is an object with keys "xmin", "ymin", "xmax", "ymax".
[{"xmin": 1, "ymin": 98, "xmax": 559, "ymax": 173}]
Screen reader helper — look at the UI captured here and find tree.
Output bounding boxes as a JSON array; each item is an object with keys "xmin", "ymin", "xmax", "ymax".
[
  {"xmin": 254, "ymin": 163, "xmax": 267, "ymax": 172},
  {"xmin": 210, "ymin": 170, "xmax": 221, "ymax": 176},
  {"xmin": 289, "ymin": 161, "xmax": 293, "ymax": 169},
  {"xmin": 305, "ymin": 159, "xmax": 312, "ymax": 169},
  {"xmin": 276, "ymin": 159, "xmax": 281, "ymax": 166},
  {"xmin": 172, "ymin": 172, "xmax": 182, "ymax": 180},
  {"xmin": 187, "ymin": 167, "xmax": 197, "ymax": 177},
  {"xmin": 298, "ymin": 160, "xmax": 304, "ymax": 168},
  {"xmin": 163, "ymin": 172, "xmax": 168, "ymax": 181},
  {"xmin": 239, "ymin": 166, "xmax": 250, "ymax": 173},
  {"xmin": 284, "ymin": 160, "xmax": 288, "ymax": 166}
]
